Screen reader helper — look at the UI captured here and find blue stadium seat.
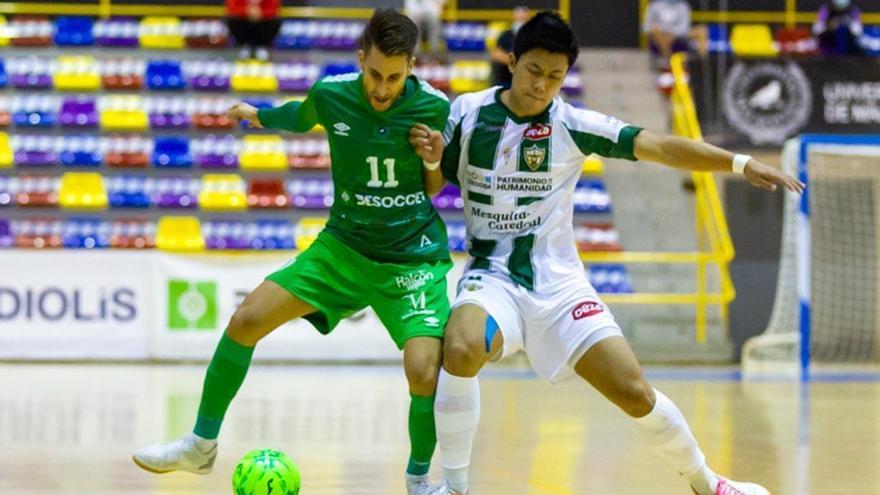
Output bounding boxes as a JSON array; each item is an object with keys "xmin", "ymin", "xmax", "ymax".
[
  {"xmin": 588, "ymin": 264, "xmax": 634, "ymax": 294},
  {"xmin": 152, "ymin": 136, "xmax": 193, "ymax": 168},
  {"xmin": 59, "ymin": 136, "xmax": 102, "ymax": 167},
  {"xmin": 54, "ymin": 16, "xmax": 94, "ymax": 46},
  {"xmin": 446, "ymin": 220, "xmax": 467, "ymax": 252},
  {"xmin": 708, "ymin": 24, "xmax": 731, "ymax": 53},
  {"xmin": 321, "ymin": 61, "xmax": 358, "ymax": 78},
  {"xmin": 0, "ymin": 59, "xmax": 6, "ymax": 88},
  {"xmin": 275, "ymin": 20, "xmax": 313, "ymax": 50},
  {"xmin": 146, "ymin": 60, "xmax": 187, "ymax": 91},
  {"xmin": 251, "ymin": 219, "xmax": 296, "ymax": 250},
  {"xmin": 107, "ymin": 176, "xmax": 152, "ymax": 208},
  {"xmin": 573, "ymin": 180, "xmax": 612, "ymax": 213},
  {"xmin": 62, "ymin": 218, "xmax": 110, "ymax": 249}
]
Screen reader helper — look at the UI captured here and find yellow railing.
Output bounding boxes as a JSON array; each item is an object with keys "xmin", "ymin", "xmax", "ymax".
[
  {"xmin": 0, "ymin": 2, "xmax": 569, "ymax": 21},
  {"xmin": 580, "ymin": 52, "xmax": 735, "ymax": 342}
]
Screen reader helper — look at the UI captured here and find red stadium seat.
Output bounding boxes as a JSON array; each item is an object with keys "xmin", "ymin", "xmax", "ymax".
[
  {"xmin": 106, "ymin": 151, "xmax": 149, "ymax": 168},
  {"xmin": 247, "ymin": 178, "xmax": 290, "ymax": 209},
  {"xmin": 776, "ymin": 26, "xmax": 818, "ymax": 55}
]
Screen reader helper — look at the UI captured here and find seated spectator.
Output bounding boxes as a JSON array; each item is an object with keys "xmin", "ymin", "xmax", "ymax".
[
  {"xmin": 813, "ymin": 0, "xmax": 864, "ymax": 55},
  {"xmin": 226, "ymin": 0, "xmax": 282, "ymax": 61},
  {"xmin": 490, "ymin": 6, "xmax": 530, "ymax": 88},
  {"xmin": 643, "ymin": 0, "xmax": 706, "ymax": 68}
]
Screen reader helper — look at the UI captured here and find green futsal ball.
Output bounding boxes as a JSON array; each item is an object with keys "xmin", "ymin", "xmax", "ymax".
[{"xmin": 232, "ymin": 448, "xmax": 301, "ymax": 495}]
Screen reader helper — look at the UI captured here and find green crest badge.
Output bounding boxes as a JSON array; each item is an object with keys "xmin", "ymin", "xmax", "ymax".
[{"xmin": 524, "ymin": 144, "xmax": 546, "ymax": 171}]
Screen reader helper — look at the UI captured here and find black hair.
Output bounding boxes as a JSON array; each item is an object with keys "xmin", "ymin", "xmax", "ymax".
[
  {"xmin": 360, "ymin": 8, "xmax": 419, "ymax": 58},
  {"xmin": 513, "ymin": 11, "xmax": 579, "ymax": 68}
]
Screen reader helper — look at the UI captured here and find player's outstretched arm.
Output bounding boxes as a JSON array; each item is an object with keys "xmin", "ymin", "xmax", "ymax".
[
  {"xmin": 633, "ymin": 130, "xmax": 805, "ymax": 193},
  {"xmin": 409, "ymin": 123, "xmax": 447, "ymax": 196},
  {"xmin": 227, "ymin": 102, "xmax": 264, "ymax": 129}
]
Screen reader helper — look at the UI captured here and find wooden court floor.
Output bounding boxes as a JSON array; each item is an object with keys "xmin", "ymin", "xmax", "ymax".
[{"xmin": 0, "ymin": 363, "xmax": 878, "ymax": 495}]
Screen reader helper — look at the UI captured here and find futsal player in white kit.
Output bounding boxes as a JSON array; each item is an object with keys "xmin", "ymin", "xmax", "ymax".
[{"xmin": 408, "ymin": 11, "xmax": 804, "ymax": 495}]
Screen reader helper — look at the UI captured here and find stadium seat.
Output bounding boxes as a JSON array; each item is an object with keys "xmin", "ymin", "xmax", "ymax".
[
  {"xmin": 581, "ymin": 155, "xmax": 604, "ymax": 175},
  {"xmin": 101, "ymin": 59, "xmax": 144, "ymax": 90},
  {"xmin": 54, "ymin": 16, "xmax": 94, "ymax": 46},
  {"xmin": 446, "ymin": 220, "xmax": 467, "ymax": 252},
  {"xmin": 776, "ymin": 26, "xmax": 818, "ymax": 55},
  {"xmin": 860, "ymin": 26, "xmax": 880, "ymax": 57},
  {"xmin": 432, "ymin": 183, "xmax": 463, "ymax": 210},
  {"xmin": 13, "ymin": 219, "xmax": 63, "ymax": 248},
  {"xmin": 573, "ymin": 180, "xmax": 612, "ymax": 213},
  {"xmin": 15, "ymin": 176, "xmax": 59, "ymax": 207},
  {"xmin": 199, "ymin": 174, "xmax": 247, "ymax": 211},
  {"xmin": 588, "ymin": 264, "xmax": 633, "ymax": 293},
  {"xmin": 250, "ymin": 220, "xmax": 296, "ymax": 250},
  {"xmin": 0, "ymin": 218, "xmax": 12, "ymax": 248},
  {"xmin": 450, "ymin": 61, "xmax": 491, "ymax": 94},
  {"xmin": 276, "ymin": 62, "xmax": 320, "ymax": 93},
  {"xmin": 10, "ymin": 16, "xmax": 53, "ymax": 47},
  {"xmin": 146, "ymin": 60, "xmax": 187, "ymax": 91},
  {"xmin": 445, "ymin": 23, "xmax": 487, "ymax": 52},
  {"xmin": 60, "ymin": 97, "xmax": 99, "ymax": 128},
  {"xmin": 0, "ymin": 16, "xmax": 9, "ymax": 47},
  {"xmin": 295, "ymin": 217, "xmax": 326, "ymax": 250},
  {"xmin": 54, "ymin": 56, "xmax": 101, "ymax": 91},
  {"xmin": 60, "ymin": 140, "xmax": 102, "ymax": 167},
  {"xmin": 100, "ymin": 96, "xmax": 148, "ymax": 131},
  {"xmin": 13, "ymin": 135, "xmax": 58, "ymax": 167},
  {"xmin": 12, "ymin": 94, "xmax": 57, "ymax": 128},
  {"xmin": 187, "ymin": 59, "xmax": 231, "ymax": 92},
  {"xmin": 193, "ymin": 135, "xmax": 239, "ymax": 169},
  {"xmin": 62, "ymin": 218, "xmax": 110, "ymax": 249},
  {"xmin": 193, "ymin": 98, "xmax": 234, "ymax": 129},
  {"xmin": 231, "ymin": 61, "xmax": 278, "ymax": 92},
  {"xmin": 94, "ymin": 18, "xmax": 139, "ymax": 47},
  {"xmin": 275, "ymin": 20, "xmax": 314, "ymax": 50},
  {"xmin": 59, "ymin": 172, "xmax": 108, "ymax": 209},
  {"xmin": 287, "ymin": 139, "xmax": 330, "ymax": 169},
  {"xmin": 415, "ymin": 63, "xmax": 451, "ymax": 93},
  {"xmin": 240, "ymin": 135, "xmax": 286, "ymax": 171},
  {"xmin": 248, "ymin": 178, "xmax": 290, "ymax": 209},
  {"xmin": 109, "ymin": 220, "xmax": 156, "ymax": 249},
  {"xmin": 730, "ymin": 24, "xmax": 778, "ymax": 57},
  {"xmin": 562, "ymin": 68, "xmax": 583, "ymax": 97},
  {"xmin": 152, "ymin": 136, "xmax": 193, "ymax": 168},
  {"xmin": 107, "ymin": 176, "xmax": 152, "ymax": 208},
  {"xmin": 105, "ymin": 136, "xmax": 150, "ymax": 168},
  {"xmin": 156, "ymin": 216, "xmax": 205, "ymax": 251},
  {"xmin": 288, "ymin": 179, "xmax": 334, "ymax": 209},
  {"xmin": 148, "ymin": 97, "xmax": 190, "ymax": 129},
  {"xmin": 0, "ymin": 59, "xmax": 7, "ymax": 89},
  {"xmin": 9, "ymin": 57, "xmax": 53, "ymax": 89},
  {"xmin": 0, "ymin": 132, "xmax": 12, "ymax": 168},
  {"xmin": 153, "ymin": 177, "xmax": 199, "ymax": 208},
  {"xmin": 203, "ymin": 220, "xmax": 252, "ymax": 250},
  {"xmin": 139, "ymin": 16, "xmax": 184, "ymax": 49},
  {"xmin": 183, "ymin": 19, "xmax": 229, "ymax": 49},
  {"xmin": 575, "ymin": 223, "xmax": 622, "ymax": 252},
  {"xmin": 0, "ymin": 176, "xmax": 11, "ymax": 206},
  {"xmin": 707, "ymin": 24, "xmax": 731, "ymax": 53},
  {"xmin": 314, "ymin": 21, "xmax": 361, "ymax": 51},
  {"xmin": 321, "ymin": 61, "xmax": 358, "ymax": 78}
]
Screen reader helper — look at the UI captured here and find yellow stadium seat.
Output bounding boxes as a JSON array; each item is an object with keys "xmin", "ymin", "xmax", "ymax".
[
  {"xmin": 581, "ymin": 154, "xmax": 604, "ymax": 176},
  {"xmin": 730, "ymin": 24, "xmax": 779, "ymax": 57},
  {"xmin": 54, "ymin": 56, "xmax": 101, "ymax": 91},
  {"xmin": 0, "ymin": 16, "xmax": 9, "ymax": 47},
  {"xmin": 139, "ymin": 16, "xmax": 184, "ymax": 49},
  {"xmin": 295, "ymin": 217, "xmax": 327, "ymax": 251},
  {"xmin": 240, "ymin": 135, "xmax": 287, "ymax": 171},
  {"xmin": 0, "ymin": 132, "xmax": 12, "ymax": 168},
  {"xmin": 231, "ymin": 61, "xmax": 278, "ymax": 92},
  {"xmin": 156, "ymin": 216, "xmax": 205, "ymax": 251},
  {"xmin": 198, "ymin": 174, "xmax": 248, "ymax": 211},
  {"xmin": 450, "ymin": 60, "xmax": 491, "ymax": 94},
  {"xmin": 59, "ymin": 172, "xmax": 108, "ymax": 209},
  {"xmin": 101, "ymin": 108, "xmax": 148, "ymax": 131}
]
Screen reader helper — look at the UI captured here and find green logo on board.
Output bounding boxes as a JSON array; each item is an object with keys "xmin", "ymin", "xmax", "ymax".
[{"xmin": 167, "ymin": 280, "xmax": 218, "ymax": 330}]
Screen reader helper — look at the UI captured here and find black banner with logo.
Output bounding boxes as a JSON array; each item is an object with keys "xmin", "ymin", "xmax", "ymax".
[{"xmin": 688, "ymin": 55, "xmax": 880, "ymax": 148}]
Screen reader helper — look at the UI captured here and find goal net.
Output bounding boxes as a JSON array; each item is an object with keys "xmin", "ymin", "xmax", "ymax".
[{"xmin": 743, "ymin": 135, "xmax": 880, "ymax": 377}]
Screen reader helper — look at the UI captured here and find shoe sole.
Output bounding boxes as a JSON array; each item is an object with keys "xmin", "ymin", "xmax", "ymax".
[{"xmin": 131, "ymin": 455, "xmax": 211, "ymax": 475}]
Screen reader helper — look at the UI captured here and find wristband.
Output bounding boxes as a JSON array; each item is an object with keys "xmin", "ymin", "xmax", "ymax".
[
  {"xmin": 732, "ymin": 154, "xmax": 751, "ymax": 174},
  {"xmin": 423, "ymin": 160, "xmax": 441, "ymax": 171}
]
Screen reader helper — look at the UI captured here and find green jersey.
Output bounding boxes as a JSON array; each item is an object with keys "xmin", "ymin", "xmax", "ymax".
[{"xmin": 257, "ymin": 73, "xmax": 451, "ymax": 263}]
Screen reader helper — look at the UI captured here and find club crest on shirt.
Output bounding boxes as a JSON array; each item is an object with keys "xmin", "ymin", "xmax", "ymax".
[
  {"xmin": 524, "ymin": 143, "xmax": 547, "ymax": 171},
  {"xmin": 523, "ymin": 123, "xmax": 552, "ymax": 140}
]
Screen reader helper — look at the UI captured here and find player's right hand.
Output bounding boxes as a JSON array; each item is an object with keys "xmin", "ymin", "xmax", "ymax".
[{"xmin": 227, "ymin": 103, "xmax": 263, "ymax": 129}]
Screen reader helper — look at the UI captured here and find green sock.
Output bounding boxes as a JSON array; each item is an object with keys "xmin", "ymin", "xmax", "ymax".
[
  {"xmin": 193, "ymin": 333, "xmax": 255, "ymax": 440},
  {"xmin": 407, "ymin": 393, "xmax": 437, "ymax": 476}
]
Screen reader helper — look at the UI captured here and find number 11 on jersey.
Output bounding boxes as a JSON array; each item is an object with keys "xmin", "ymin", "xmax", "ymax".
[{"xmin": 366, "ymin": 156, "xmax": 399, "ymax": 188}]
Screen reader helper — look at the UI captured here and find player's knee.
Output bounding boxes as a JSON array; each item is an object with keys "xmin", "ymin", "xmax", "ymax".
[
  {"xmin": 406, "ymin": 362, "xmax": 440, "ymax": 396},
  {"xmin": 442, "ymin": 329, "xmax": 485, "ymax": 376},
  {"xmin": 616, "ymin": 379, "xmax": 656, "ymax": 418},
  {"xmin": 226, "ymin": 304, "xmax": 267, "ymax": 346}
]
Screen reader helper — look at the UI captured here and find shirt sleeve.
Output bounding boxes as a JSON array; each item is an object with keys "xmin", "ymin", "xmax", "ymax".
[
  {"xmin": 256, "ymin": 82, "xmax": 320, "ymax": 132},
  {"xmin": 563, "ymin": 104, "xmax": 643, "ymax": 161},
  {"xmin": 440, "ymin": 97, "xmax": 464, "ymax": 186}
]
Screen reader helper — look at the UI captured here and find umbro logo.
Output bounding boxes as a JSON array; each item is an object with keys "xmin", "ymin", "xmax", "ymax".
[{"xmin": 333, "ymin": 122, "xmax": 350, "ymax": 136}]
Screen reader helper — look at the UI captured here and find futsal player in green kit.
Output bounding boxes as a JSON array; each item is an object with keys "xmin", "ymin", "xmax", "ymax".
[{"xmin": 133, "ymin": 9, "xmax": 452, "ymax": 494}]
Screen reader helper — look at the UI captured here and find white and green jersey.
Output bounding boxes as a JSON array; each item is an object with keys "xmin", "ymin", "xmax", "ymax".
[{"xmin": 441, "ymin": 87, "xmax": 642, "ymax": 292}]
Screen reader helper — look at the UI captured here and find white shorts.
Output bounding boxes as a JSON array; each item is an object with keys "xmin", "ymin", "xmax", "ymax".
[{"xmin": 452, "ymin": 269, "xmax": 623, "ymax": 383}]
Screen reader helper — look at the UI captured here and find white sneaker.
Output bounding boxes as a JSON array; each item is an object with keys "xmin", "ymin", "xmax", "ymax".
[
  {"xmin": 412, "ymin": 484, "xmax": 464, "ymax": 495},
  {"xmin": 132, "ymin": 433, "xmax": 217, "ymax": 475},
  {"xmin": 693, "ymin": 477, "xmax": 771, "ymax": 495}
]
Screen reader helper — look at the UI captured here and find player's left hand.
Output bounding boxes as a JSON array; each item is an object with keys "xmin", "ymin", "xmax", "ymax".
[
  {"xmin": 409, "ymin": 123, "xmax": 444, "ymax": 165},
  {"xmin": 744, "ymin": 159, "xmax": 805, "ymax": 193}
]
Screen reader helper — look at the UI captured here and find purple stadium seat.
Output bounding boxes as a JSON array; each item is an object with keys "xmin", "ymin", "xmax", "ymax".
[
  {"xmin": 152, "ymin": 177, "xmax": 199, "ymax": 208},
  {"xmin": 60, "ymin": 98, "xmax": 99, "ymax": 127},
  {"xmin": 0, "ymin": 218, "xmax": 12, "ymax": 248},
  {"xmin": 288, "ymin": 178, "xmax": 333, "ymax": 209},
  {"xmin": 94, "ymin": 18, "xmax": 140, "ymax": 47},
  {"xmin": 432, "ymin": 183, "xmax": 463, "ymax": 210}
]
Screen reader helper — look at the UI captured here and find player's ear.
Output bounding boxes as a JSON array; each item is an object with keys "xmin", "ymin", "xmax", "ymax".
[
  {"xmin": 507, "ymin": 53, "xmax": 517, "ymax": 74},
  {"xmin": 406, "ymin": 55, "xmax": 415, "ymax": 76},
  {"xmin": 357, "ymin": 49, "xmax": 366, "ymax": 71}
]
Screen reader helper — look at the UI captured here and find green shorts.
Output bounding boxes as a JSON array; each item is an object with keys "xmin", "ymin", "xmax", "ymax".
[{"xmin": 266, "ymin": 231, "xmax": 453, "ymax": 349}]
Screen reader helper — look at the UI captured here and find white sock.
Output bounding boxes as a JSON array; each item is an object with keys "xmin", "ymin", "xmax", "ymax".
[
  {"xmin": 434, "ymin": 369, "xmax": 480, "ymax": 494},
  {"xmin": 633, "ymin": 389, "xmax": 718, "ymax": 494}
]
